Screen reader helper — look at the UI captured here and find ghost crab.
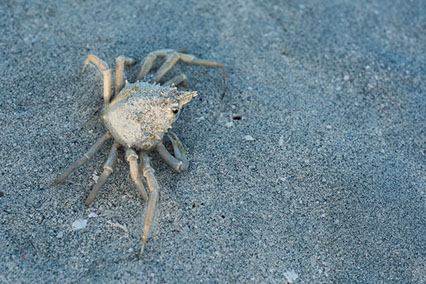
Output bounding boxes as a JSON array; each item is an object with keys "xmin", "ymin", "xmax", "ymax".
[{"xmin": 51, "ymin": 49, "xmax": 223, "ymax": 255}]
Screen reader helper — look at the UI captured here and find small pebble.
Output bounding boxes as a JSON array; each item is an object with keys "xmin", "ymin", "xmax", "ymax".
[
  {"xmin": 92, "ymin": 172, "xmax": 99, "ymax": 183},
  {"xmin": 88, "ymin": 212, "xmax": 98, "ymax": 218},
  {"xmin": 72, "ymin": 219, "xmax": 88, "ymax": 230},
  {"xmin": 243, "ymin": 135, "xmax": 255, "ymax": 141},
  {"xmin": 284, "ymin": 270, "xmax": 298, "ymax": 283},
  {"xmin": 225, "ymin": 121, "xmax": 234, "ymax": 127}
]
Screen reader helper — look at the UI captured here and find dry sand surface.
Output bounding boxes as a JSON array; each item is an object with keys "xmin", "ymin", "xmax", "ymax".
[{"xmin": 1, "ymin": 0, "xmax": 425, "ymax": 282}]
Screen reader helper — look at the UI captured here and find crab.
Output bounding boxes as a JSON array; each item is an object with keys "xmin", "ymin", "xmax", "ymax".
[{"xmin": 51, "ymin": 49, "xmax": 223, "ymax": 255}]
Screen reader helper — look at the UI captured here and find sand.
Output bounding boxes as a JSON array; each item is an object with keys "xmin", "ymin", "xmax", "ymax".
[{"xmin": 1, "ymin": 0, "xmax": 425, "ymax": 282}]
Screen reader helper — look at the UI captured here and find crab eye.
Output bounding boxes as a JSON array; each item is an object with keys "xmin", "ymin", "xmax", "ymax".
[{"xmin": 171, "ymin": 107, "xmax": 179, "ymax": 115}]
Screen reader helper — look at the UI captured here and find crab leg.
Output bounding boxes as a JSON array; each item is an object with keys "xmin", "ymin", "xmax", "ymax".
[
  {"xmin": 125, "ymin": 148, "xmax": 148, "ymax": 202},
  {"xmin": 178, "ymin": 52, "xmax": 224, "ymax": 68},
  {"xmin": 115, "ymin": 56, "xmax": 136, "ymax": 95},
  {"xmin": 153, "ymin": 52, "xmax": 180, "ymax": 83},
  {"xmin": 51, "ymin": 133, "xmax": 112, "ymax": 186},
  {"xmin": 137, "ymin": 49, "xmax": 174, "ymax": 80},
  {"xmin": 85, "ymin": 141, "xmax": 119, "ymax": 206},
  {"xmin": 153, "ymin": 52, "xmax": 224, "ymax": 83},
  {"xmin": 164, "ymin": 74, "xmax": 188, "ymax": 87},
  {"xmin": 156, "ymin": 131, "xmax": 189, "ymax": 173},
  {"xmin": 137, "ymin": 49, "xmax": 224, "ymax": 83},
  {"xmin": 140, "ymin": 152, "xmax": 160, "ymax": 256},
  {"xmin": 81, "ymin": 54, "xmax": 113, "ymax": 106}
]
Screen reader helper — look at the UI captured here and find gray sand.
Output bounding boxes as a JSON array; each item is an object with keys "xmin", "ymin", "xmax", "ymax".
[{"xmin": 1, "ymin": 0, "xmax": 425, "ymax": 282}]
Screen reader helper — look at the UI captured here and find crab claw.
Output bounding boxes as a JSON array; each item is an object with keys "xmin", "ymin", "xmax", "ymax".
[{"xmin": 167, "ymin": 131, "xmax": 188, "ymax": 172}]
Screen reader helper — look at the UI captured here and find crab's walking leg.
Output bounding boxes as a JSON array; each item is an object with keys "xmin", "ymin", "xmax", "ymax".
[
  {"xmin": 153, "ymin": 52, "xmax": 180, "ymax": 83},
  {"xmin": 81, "ymin": 54, "xmax": 113, "ymax": 106},
  {"xmin": 137, "ymin": 49, "xmax": 174, "ymax": 80},
  {"xmin": 115, "ymin": 56, "xmax": 136, "ymax": 95},
  {"xmin": 51, "ymin": 133, "xmax": 112, "ymax": 186},
  {"xmin": 138, "ymin": 49, "xmax": 223, "ymax": 83},
  {"xmin": 179, "ymin": 52, "xmax": 224, "ymax": 68},
  {"xmin": 164, "ymin": 74, "xmax": 188, "ymax": 88},
  {"xmin": 153, "ymin": 52, "xmax": 224, "ymax": 83},
  {"xmin": 85, "ymin": 142, "xmax": 119, "ymax": 206},
  {"xmin": 140, "ymin": 152, "xmax": 160, "ymax": 255},
  {"xmin": 156, "ymin": 131, "xmax": 189, "ymax": 173},
  {"xmin": 126, "ymin": 149, "xmax": 148, "ymax": 202}
]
